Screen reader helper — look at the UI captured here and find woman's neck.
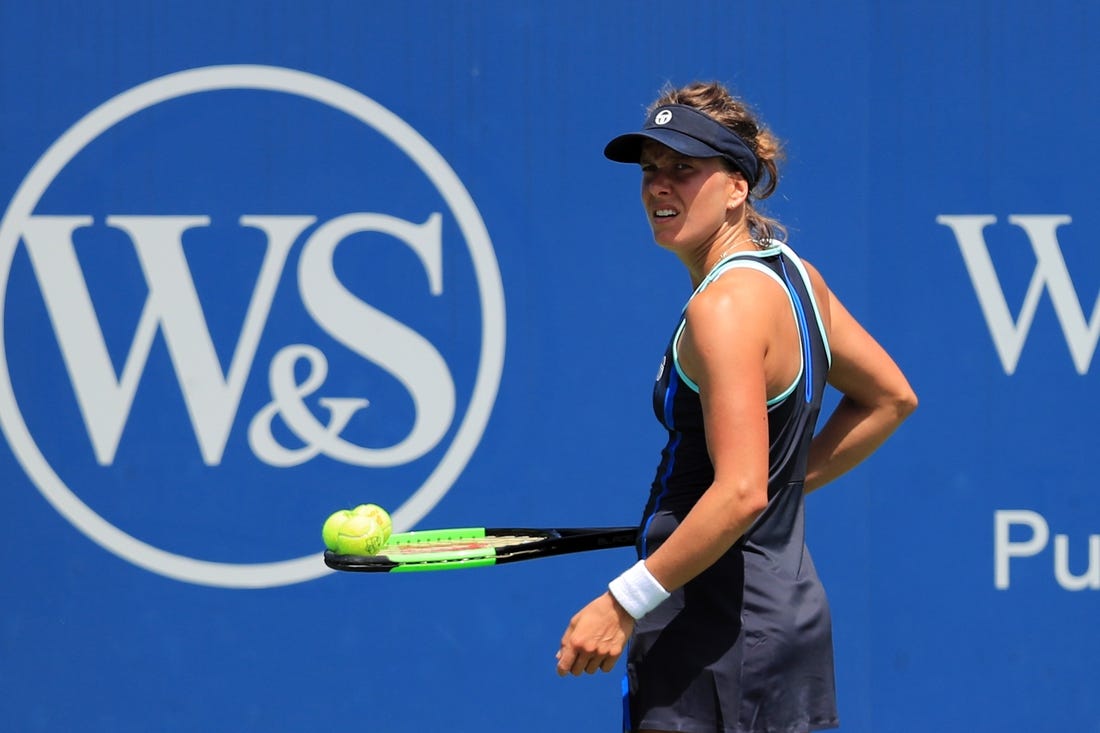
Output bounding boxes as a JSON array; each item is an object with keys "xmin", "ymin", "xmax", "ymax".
[{"xmin": 686, "ymin": 224, "xmax": 758, "ymax": 288}]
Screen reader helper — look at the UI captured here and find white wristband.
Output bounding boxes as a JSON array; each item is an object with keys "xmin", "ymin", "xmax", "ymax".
[{"xmin": 608, "ymin": 560, "xmax": 670, "ymax": 620}]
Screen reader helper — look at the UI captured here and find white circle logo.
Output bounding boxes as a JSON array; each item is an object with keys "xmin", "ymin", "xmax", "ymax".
[
  {"xmin": 654, "ymin": 109, "xmax": 673, "ymax": 125},
  {"xmin": 0, "ymin": 65, "xmax": 505, "ymax": 588}
]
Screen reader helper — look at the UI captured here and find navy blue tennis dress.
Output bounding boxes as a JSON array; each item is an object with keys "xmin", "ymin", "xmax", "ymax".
[{"xmin": 626, "ymin": 243, "xmax": 838, "ymax": 733}]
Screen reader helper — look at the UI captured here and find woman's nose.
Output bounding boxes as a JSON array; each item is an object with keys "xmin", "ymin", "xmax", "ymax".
[{"xmin": 645, "ymin": 171, "xmax": 670, "ymax": 196}]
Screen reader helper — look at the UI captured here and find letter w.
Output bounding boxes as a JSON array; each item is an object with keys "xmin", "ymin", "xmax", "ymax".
[
  {"xmin": 937, "ymin": 214, "xmax": 1099, "ymax": 374},
  {"xmin": 21, "ymin": 215, "xmax": 313, "ymax": 464}
]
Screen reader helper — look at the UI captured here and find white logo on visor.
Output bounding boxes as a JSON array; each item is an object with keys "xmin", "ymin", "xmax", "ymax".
[{"xmin": 654, "ymin": 110, "xmax": 673, "ymax": 125}]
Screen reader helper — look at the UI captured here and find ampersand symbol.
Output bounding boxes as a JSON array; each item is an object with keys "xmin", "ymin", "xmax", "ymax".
[{"xmin": 248, "ymin": 345, "xmax": 370, "ymax": 467}]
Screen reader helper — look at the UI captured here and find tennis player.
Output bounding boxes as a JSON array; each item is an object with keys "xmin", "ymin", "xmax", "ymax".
[{"xmin": 555, "ymin": 82, "xmax": 917, "ymax": 733}]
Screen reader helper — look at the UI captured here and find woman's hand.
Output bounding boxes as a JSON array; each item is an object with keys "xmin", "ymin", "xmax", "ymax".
[{"xmin": 556, "ymin": 592, "xmax": 635, "ymax": 676}]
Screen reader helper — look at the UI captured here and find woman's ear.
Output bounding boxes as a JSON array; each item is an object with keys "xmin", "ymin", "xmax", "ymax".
[{"xmin": 727, "ymin": 172, "xmax": 750, "ymax": 210}]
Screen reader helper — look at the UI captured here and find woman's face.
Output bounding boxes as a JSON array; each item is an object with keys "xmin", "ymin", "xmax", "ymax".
[{"xmin": 638, "ymin": 140, "xmax": 741, "ymax": 252}]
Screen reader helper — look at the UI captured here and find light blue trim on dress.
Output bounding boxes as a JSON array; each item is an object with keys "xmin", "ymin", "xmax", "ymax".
[{"xmin": 671, "ymin": 252, "xmax": 802, "ymax": 407}]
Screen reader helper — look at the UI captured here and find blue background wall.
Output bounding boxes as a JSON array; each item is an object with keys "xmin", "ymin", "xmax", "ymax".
[{"xmin": 2, "ymin": 2, "xmax": 1097, "ymax": 731}]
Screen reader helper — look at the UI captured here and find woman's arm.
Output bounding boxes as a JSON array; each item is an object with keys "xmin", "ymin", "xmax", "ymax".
[
  {"xmin": 640, "ymin": 272, "xmax": 773, "ymax": 591},
  {"xmin": 803, "ymin": 288, "xmax": 918, "ymax": 492},
  {"xmin": 556, "ymin": 271, "xmax": 777, "ymax": 676}
]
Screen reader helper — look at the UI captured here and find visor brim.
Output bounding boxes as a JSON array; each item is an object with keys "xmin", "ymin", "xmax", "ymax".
[{"xmin": 603, "ymin": 129, "xmax": 724, "ymax": 163}]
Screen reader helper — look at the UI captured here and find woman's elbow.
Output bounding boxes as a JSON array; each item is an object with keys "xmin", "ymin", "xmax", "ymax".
[
  {"xmin": 710, "ymin": 479, "xmax": 769, "ymax": 530},
  {"xmin": 733, "ymin": 483, "xmax": 770, "ymax": 524},
  {"xmin": 891, "ymin": 385, "xmax": 919, "ymax": 423}
]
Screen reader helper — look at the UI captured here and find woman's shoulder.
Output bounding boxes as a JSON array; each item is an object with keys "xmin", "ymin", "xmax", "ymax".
[{"xmin": 688, "ymin": 259, "xmax": 790, "ymax": 321}]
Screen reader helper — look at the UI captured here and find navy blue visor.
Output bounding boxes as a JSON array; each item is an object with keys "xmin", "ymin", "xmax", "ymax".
[{"xmin": 604, "ymin": 104, "xmax": 760, "ymax": 187}]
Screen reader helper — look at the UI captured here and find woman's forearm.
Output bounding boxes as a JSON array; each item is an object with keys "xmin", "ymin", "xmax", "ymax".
[{"xmin": 804, "ymin": 394, "xmax": 916, "ymax": 493}]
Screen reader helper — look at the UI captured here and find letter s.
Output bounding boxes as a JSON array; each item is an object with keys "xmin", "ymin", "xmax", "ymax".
[{"xmin": 297, "ymin": 212, "xmax": 454, "ymax": 466}]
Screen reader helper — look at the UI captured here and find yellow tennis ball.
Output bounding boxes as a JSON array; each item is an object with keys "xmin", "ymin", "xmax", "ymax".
[
  {"xmin": 321, "ymin": 509, "xmax": 352, "ymax": 551},
  {"xmin": 335, "ymin": 513, "xmax": 389, "ymax": 556},
  {"xmin": 351, "ymin": 503, "xmax": 393, "ymax": 543}
]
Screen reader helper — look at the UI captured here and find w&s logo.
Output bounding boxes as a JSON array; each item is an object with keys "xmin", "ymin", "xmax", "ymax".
[
  {"xmin": 938, "ymin": 215, "xmax": 1098, "ymax": 374},
  {"xmin": 0, "ymin": 66, "xmax": 505, "ymax": 587}
]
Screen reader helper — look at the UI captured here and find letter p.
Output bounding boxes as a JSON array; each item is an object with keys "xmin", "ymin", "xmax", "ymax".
[{"xmin": 994, "ymin": 510, "xmax": 1050, "ymax": 589}]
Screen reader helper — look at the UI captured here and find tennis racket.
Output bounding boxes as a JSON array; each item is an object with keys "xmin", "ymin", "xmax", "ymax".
[{"xmin": 324, "ymin": 525, "xmax": 638, "ymax": 573}]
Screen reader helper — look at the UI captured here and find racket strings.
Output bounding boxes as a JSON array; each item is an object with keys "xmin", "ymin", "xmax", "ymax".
[{"xmin": 381, "ymin": 534, "xmax": 546, "ymax": 555}]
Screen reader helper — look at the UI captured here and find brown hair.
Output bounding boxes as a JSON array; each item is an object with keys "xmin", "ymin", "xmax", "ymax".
[{"xmin": 650, "ymin": 81, "xmax": 787, "ymax": 243}]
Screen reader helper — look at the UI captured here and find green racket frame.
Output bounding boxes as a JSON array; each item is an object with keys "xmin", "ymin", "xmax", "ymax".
[{"xmin": 324, "ymin": 526, "xmax": 638, "ymax": 573}]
